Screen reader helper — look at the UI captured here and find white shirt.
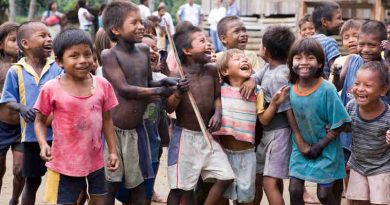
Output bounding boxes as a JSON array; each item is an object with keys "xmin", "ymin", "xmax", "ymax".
[
  {"xmin": 78, "ymin": 7, "xmax": 93, "ymax": 30},
  {"xmin": 207, "ymin": 6, "xmax": 226, "ymax": 31},
  {"xmin": 177, "ymin": 3, "xmax": 203, "ymax": 26},
  {"xmin": 153, "ymin": 11, "xmax": 175, "ymax": 35},
  {"xmin": 139, "ymin": 4, "xmax": 151, "ymax": 20}
]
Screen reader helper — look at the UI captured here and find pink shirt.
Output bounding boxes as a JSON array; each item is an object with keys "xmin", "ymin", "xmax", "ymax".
[{"xmin": 34, "ymin": 75, "xmax": 118, "ymax": 177}]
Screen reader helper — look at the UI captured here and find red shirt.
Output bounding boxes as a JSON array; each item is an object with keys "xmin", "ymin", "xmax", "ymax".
[{"xmin": 34, "ymin": 75, "xmax": 118, "ymax": 177}]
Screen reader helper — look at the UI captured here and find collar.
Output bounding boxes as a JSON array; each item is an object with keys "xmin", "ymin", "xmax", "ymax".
[{"xmin": 14, "ymin": 57, "xmax": 54, "ymax": 84}]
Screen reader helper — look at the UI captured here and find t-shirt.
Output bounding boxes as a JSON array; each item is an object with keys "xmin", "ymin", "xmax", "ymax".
[
  {"xmin": 226, "ymin": 2, "xmax": 240, "ymax": 16},
  {"xmin": 346, "ymin": 100, "xmax": 390, "ymax": 176},
  {"xmin": 207, "ymin": 6, "xmax": 226, "ymax": 31},
  {"xmin": 139, "ymin": 4, "xmax": 151, "ymax": 20},
  {"xmin": 289, "ymin": 79, "xmax": 351, "ymax": 183},
  {"xmin": 177, "ymin": 3, "xmax": 203, "ymax": 26},
  {"xmin": 312, "ymin": 34, "xmax": 341, "ymax": 78},
  {"xmin": 34, "ymin": 75, "xmax": 118, "ymax": 177},
  {"xmin": 0, "ymin": 58, "xmax": 63, "ymax": 142},
  {"xmin": 78, "ymin": 7, "xmax": 93, "ymax": 30},
  {"xmin": 253, "ymin": 64, "xmax": 290, "ymax": 131},
  {"xmin": 213, "ymin": 83, "xmax": 263, "ymax": 144}
]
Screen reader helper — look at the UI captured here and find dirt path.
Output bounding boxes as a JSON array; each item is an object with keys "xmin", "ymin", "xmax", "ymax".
[{"xmin": 0, "ymin": 148, "xmax": 346, "ymax": 205}]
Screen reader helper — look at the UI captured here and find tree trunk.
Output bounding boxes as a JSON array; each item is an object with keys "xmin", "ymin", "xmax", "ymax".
[
  {"xmin": 27, "ymin": 0, "xmax": 36, "ymax": 21},
  {"xmin": 8, "ymin": 0, "xmax": 15, "ymax": 22}
]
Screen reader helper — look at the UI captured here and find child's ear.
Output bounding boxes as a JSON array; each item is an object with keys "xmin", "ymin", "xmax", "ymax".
[
  {"xmin": 220, "ymin": 35, "xmax": 227, "ymax": 45},
  {"xmin": 182, "ymin": 48, "xmax": 192, "ymax": 56},
  {"xmin": 55, "ymin": 56, "xmax": 63, "ymax": 68},
  {"xmin": 220, "ymin": 69, "xmax": 229, "ymax": 77},
  {"xmin": 321, "ymin": 17, "xmax": 329, "ymax": 29},
  {"xmin": 20, "ymin": 39, "xmax": 28, "ymax": 50},
  {"xmin": 110, "ymin": 27, "xmax": 121, "ymax": 36}
]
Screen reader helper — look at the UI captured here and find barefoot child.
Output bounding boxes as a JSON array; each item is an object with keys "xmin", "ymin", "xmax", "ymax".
[
  {"xmin": 0, "ymin": 22, "xmax": 24, "ymax": 205},
  {"xmin": 166, "ymin": 24, "xmax": 235, "ymax": 205},
  {"xmin": 101, "ymin": 2, "xmax": 178, "ymax": 204},
  {"xmin": 287, "ymin": 38, "xmax": 351, "ymax": 205},
  {"xmin": 216, "ymin": 16, "xmax": 260, "ymax": 71},
  {"xmin": 344, "ymin": 61, "xmax": 390, "ymax": 205},
  {"xmin": 0, "ymin": 21, "xmax": 62, "ymax": 205},
  {"xmin": 34, "ymin": 28, "xmax": 119, "ymax": 205}
]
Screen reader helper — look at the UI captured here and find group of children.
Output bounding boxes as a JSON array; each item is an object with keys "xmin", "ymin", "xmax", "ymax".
[{"xmin": 0, "ymin": 1, "xmax": 389, "ymax": 205}]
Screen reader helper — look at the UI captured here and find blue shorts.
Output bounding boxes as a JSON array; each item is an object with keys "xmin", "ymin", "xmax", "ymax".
[
  {"xmin": 22, "ymin": 141, "xmax": 51, "ymax": 178},
  {"xmin": 0, "ymin": 120, "xmax": 21, "ymax": 154},
  {"xmin": 44, "ymin": 168, "xmax": 106, "ymax": 204}
]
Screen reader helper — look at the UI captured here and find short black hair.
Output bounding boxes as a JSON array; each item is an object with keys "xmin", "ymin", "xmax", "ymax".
[
  {"xmin": 173, "ymin": 25, "xmax": 202, "ymax": 63},
  {"xmin": 77, "ymin": 0, "xmax": 86, "ymax": 9},
  {"xmin": 340, "ymin": 19, "xmax": 362, "ymax": 37},
  {"xmin": 359, "ymin": 61, "xmax": 389, "ymax": 86},
  {"xmin": 53, "ymin": 28, "xmax": 93, "ymax": 59},
  {"xmin": 288, "ymin": 38, "xmax": 325, "ymax": 84},
  {"xmin": 217, "ymin": 15, "xmax": 241, "ymax": 37},
  {"xmin": 102, "ymin": 0, "xmax": 139, "ymax": 42},
  {"xmin": 312, "ymin": 1, "xmax": 340, "ymax": 31},
  {"xmin": 48, "ymin": 1, "xmax": 57, "ymax": 11},
  {"xmin": 360, "ymin": 20, "xmax": 387, "ymax": 41},
  {"xmin": 262, "ymin": 26, "xmax": 295, "ymax": 62},
  {"xmin": 17, "ymin": 21, "xmax": 46, "ymax": 52},
  {"xmin": 0, "ymin": 22, "xmax": 19, "ymax": 57}
]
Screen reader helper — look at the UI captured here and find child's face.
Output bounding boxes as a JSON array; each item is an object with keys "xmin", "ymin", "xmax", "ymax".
[
  {"xmin": 186, "ymin": 31, "xmax": 212, "ymax": 64},
  {"xmin": 292, "ymin": 53, "xmax": 321, "ymax": 79},
  {"xmin": 386, "ymin": 24, "xmax": 390, "ymax": 41},
  {"xmin": 57, "ymin": 44, "xmax": 94, "ymax": 79},
  {"xmin": 353, "ymin": 69, "xmax": 387, "ymax": 106},
  {"xmin": 205, "ymin": 41, "xmax": 216, "ymax": 63},
  {"xmin": 220, "ymin": 20, "xmax": 248, "ymax": 50},
  {"xmin": 300, "ymin": 22, "xmax": 315, "ymax": 38},
  {"xmin": 142, "ymin": 37, "xmax": 160, "ymax": 71},
  {"xmin": 22, "ymin": 23, "xmax": 52, "ymax": 58},
  {"xmin": 324, "ymin": 9, "xmax": 343, "ymax": 35},
  {"xmin": 224, "ymin": 52, "xmax": 252, "ymax": 81},
  {"xmin": 0, "ymin": 31, "xmax": 18, "ymax": 57},
  {"xmin": 342, "ymin": 28, "xmax": 359, "ymax": 54},
  {"xmin": 358, "ymin": 33, "xmax": 382, "ymax": 62},
  {"xmin": 114, "ymin": 10, "xmax": 144, "ymax": 43}
]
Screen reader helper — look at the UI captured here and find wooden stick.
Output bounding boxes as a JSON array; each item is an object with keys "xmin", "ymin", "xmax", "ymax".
[{"xmin": 163, "ymin": 18, "xmax": 213, "ymax": 151}]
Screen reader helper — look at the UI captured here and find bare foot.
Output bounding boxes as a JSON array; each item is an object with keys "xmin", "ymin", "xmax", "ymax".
[
  {"xmin": 152, "ymin": 191, "xmax": 167, "ymax": 204},
  {"xmin": 303, "ymin": 188, "xmax": 320, "ymax": 204}
]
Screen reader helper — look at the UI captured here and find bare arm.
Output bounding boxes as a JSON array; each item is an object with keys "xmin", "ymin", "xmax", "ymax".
[
  {"xmin": 208, "ymin": 72, "xmax": 222, "ymax": 132},
  {"xmin": 101, "ymin": 49, "xmax": 171, "ymax": 99},
  {"xmin": 6, "ymin": 102, "xmax": 36, "ymax": 123},
  {"xmin": 102, "ymin": 111, "xmax": 119, "ymax": 171},
  {"xmin": 35, "ymin": 112, "xmax": 52, "ymax": 161},
  {"xmin": 286, "ymin": 109, "xmax": 310, "ymax": 155},
  {"xmin": 257, "ymin": 86, "xmax": 290, "ymax": 125}
]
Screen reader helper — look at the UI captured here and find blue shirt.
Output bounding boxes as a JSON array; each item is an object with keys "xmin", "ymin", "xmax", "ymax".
[
  {"xmin": 226, "ymin": 2, "xmax": 240, "ymax": 16},
  {"xmin": 177, "ymin": 3, "xmax": 203, "ymax": 26},
  {"xmin": 289, "ymin": 79, "xmax": 351, "ymax": 183},
  {"xmin": 0, "ymin": 58, "xmax": 63, "ymax": 142},
  {"xmin": 312, "ymin": 34, "xmax": 341, "ymax": 78}
]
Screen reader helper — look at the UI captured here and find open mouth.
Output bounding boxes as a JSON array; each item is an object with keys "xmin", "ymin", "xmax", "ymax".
[
  {"xmin": 240, "ymin": 63, "xmax": 250, "ymax": 71},
  {"xmin": 43, "ymin": 44, "xmax": 52, "ymax": 52},
  {"xmin": 238, "ymin": 38, "xmax": 247, "ymax": 44},
  {"xmin": 356, "ymin": 94, "xmax": 368, "ymax": 102}
]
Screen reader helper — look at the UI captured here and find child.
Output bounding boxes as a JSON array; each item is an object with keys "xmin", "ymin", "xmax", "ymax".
[
  {"xmin": 298, "ymin": 14, "xmax": 315, "ymax": 38},
  {"xmin": 77, "ymin": 0, "xmax": 94, "ymax": 34},
  {"xmin": 94, "ymin": 28, "xmax": 115, "ymax": 76},
  {"xmin": 344, "ymin": 61, "xmax": 390, "ymax": 205},
  {"xmin": 101, "ymin": 2, "xmax": 178, "ymax": 204},
  {"xmin": 0, "ymin": 21, "xmax": 62, "ymax": 205},
  {"xmin": 214, "ymin": 48, "xmax": 289, "ymax": 205},
  {"xmin": 165, "ymin": 24, "xmax": 235, "ymax": 205},
  {"xmin": 217, "ymin": 16, "xmax": 260, "ymax": 72},
  {"xmin": 311, "ymin": 1, "xmax": 343, "ymax": 78},
  {"xmin": 0, "ymin": 22, "xmax": 24, "ymax": 205},
  {"xmin": 34, "ymin": 28, "xmax": 119, "ymax": 205},
  {"xmin": 287, "ymin": 38, "xmax": 351, "ymax": 205}
]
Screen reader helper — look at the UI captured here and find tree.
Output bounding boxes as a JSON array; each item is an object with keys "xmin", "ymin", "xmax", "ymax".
[
  {"xmin": 27, "ymin": 0, "xmax": 36, "ymax": 20},
  {"xmin": 9, "ymin": 0, "xmax": 15, "ymax": 22}
]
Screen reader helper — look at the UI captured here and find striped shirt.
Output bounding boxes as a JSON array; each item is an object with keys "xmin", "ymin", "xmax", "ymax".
[
  {"xmin": 0, "ymin": 58, "xmax": 62, "ymax": 142},
  {"xmin": 213, "ymin": 83, "xmax": 263, "ymax": 144},
  {"xmin": 312, "ymin": 34, "xmax": 341, "ymax": 78},
  {"xmin": 346, "ymin": 99, "xmax": 390, "ymax": 176}
]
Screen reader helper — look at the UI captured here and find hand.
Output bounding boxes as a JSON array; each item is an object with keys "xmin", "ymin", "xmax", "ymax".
[
  {"xmin": 107, "ymin": 153, "xmax": 119, "ymax": 171},
  {"xmin": 161, "ymin": 77, "xmax": 179, "ymax": 86},
  {"xmin": 208, "ymin": 112, "xmax": 221, "ymax": 132},
  {"xmin": 381, "ymin": 40, "xmax": 390, "ymax": 51},
  {"xmin": 386, "ymin": 130, "xmax": 390, "ymax": 145},
  {"xmin": 18, "ymin": 105, "xmax": 36, "ymax": 123},
  {"xmin": 297, "ymin": 142, "xmax": 311, "ymax": 156},
  {"xmin": 240, "ymin": 77, "xmax": 257, "ymax": 100},
  {"xmin": 271, "ymin": 86, "xmax": 290, "ymax": 106},
  {"xmin": 40, "ymin": 144, "xmax": 52, "ymax": 162},
  {"xmin": 158, "ymin": 86, "xmax": 176, "ymax": 97},
  {"xmin": 177, "ymin": 76, "xmax": 190, "ymax": 94},
  {"xmin": 330, "ymin": 63, "xmax": 342, "ymax": 76},
  {"xmin": 306, "ymin": 142, "xmax": 325, "ymax": 159}
]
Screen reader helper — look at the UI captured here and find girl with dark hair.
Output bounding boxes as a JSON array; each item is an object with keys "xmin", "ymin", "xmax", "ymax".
[{"xmin": 41, "ymin": 1, "xmax": 64, "ymax": 38}]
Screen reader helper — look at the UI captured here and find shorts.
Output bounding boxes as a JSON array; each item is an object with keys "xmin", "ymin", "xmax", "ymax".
[
  {"xmin": 346, "ymin": 169, "xmax": 390, "ymax": 204},
  {"xmin": 256, "ymin": 128, "xmax": 291, "ymax": 179},
  {"xmin": 44, "ymin": 168, "xmax": 106, "ymax": 204},
  {"xmin": 0, "ymin": 120, "xmax": 22, "ymax": 154},
  {"xmin": 224, "ymin": 148, "xmax": 256, "ymax": 203},
  {"xmin": 168, "ymin": 126, "xmax": 235, "ymax": 190},
  {"xmin": 22, "ymin": 141, "xmax": 51, "ymax": 178},
  {"xmin": 104, "ymin": 127, "xmax": 144, "ymax": 189}
]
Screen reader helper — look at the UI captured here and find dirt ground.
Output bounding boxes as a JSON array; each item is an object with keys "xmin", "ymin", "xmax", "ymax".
[{"xmin": 0, "ymin": 148, "xmax": 347, "ymax": 205}]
